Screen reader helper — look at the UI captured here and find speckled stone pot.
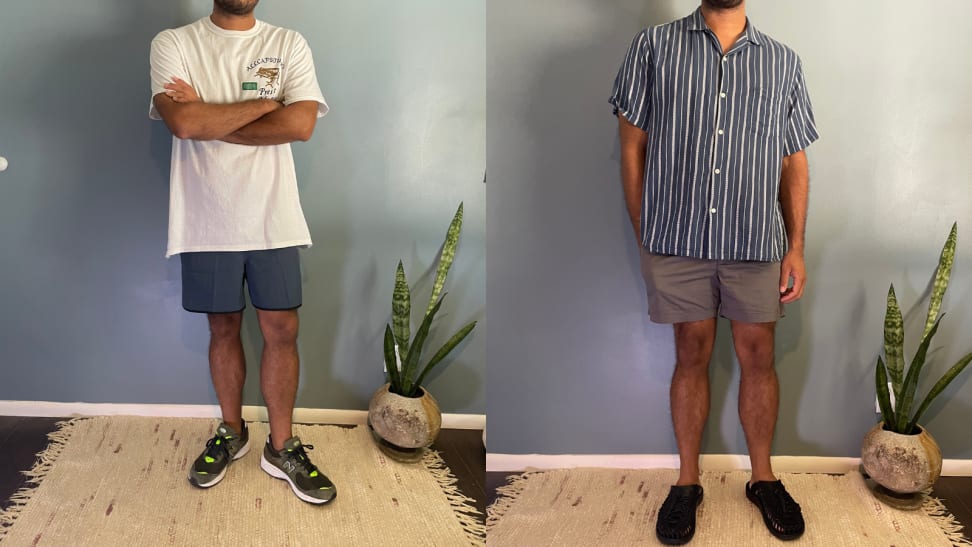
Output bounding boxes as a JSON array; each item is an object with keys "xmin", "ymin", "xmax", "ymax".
[
  {"xmin": 861, "ymin": 422, "xmax": 942, "ymax": 494},
  {"xmin": 368, "ymin": 384, "xmax": 441, "ymax": 461}
]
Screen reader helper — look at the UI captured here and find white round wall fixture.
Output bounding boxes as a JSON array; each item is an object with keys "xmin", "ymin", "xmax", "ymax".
[{"xmin": 0, "ymin": 156, "xmax": 7, "ymax": 172}]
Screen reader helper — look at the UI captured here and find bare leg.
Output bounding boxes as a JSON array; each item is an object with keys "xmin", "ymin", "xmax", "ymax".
[
  {"xmin": 671, "ymin": 319, "xmax": 718, "ymax": 486},
  {"xmin": 257, "ymin": 309, "xmax": 300, "ymax": 451},
  {"xmin": 207, "ymin": 312, "xmax": 246, "ymax": 433},
  {"xmin": 730, "ymin": 320, "xmax": 779, "ymax": 485}
]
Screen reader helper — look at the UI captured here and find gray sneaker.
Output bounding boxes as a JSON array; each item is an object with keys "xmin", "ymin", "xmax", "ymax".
[
  {"xmin": 188, "ymin": 420, "xmax": 250, "ymax": 488},
  {"xmin": 260, "ymin": 436, "xmax": 336, "ymax": 505}
]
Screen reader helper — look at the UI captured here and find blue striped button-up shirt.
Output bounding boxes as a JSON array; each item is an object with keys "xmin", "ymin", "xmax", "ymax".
[{"xmin": 610, "ymin": 8, "xmax": 818, "ymax": 262}]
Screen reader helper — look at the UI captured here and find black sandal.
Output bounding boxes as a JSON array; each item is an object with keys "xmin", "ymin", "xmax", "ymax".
[
  {"xmin": 655, "ymin": 484, "xmax": 704, "ymax": 545},
  {"xmin": 746, "ymin": 480, "xmax": 805, "ymax": 540}
]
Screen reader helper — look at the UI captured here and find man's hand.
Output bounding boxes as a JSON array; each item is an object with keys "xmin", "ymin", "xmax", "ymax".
[
  {"xmin": 779, "ymin": 251, "xmax": 806, "ymax": 303},
  {"xmin": 164, "ymin": 77, "xmax": 202, "ymax": 103}
]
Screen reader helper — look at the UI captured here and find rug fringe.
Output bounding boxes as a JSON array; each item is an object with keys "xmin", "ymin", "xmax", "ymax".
[
  {"xmin": 422, "ymin": 448, "xmax": 486, "ymax": 546},
  {"xmin": 923, "ymin": 493, "xmax": 972, "ymax": 546},
  {"xmin": 0, "ymin": 418, "xmax": 79, "ymax": 537},
  {"xmin": 486, "ymin": 471, "xmax": 538, "ymax": 532}
]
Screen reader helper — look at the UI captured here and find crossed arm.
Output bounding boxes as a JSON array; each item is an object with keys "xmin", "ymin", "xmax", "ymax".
[{"xmin": 153, "ymin": 78, "xmax": 318, "ymax": 145}]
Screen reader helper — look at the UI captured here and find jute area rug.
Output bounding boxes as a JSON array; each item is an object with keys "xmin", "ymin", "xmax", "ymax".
[
  {"xmin": 0, "ymin": 416, "xmax": 484, "ymax": 546},
  {"xmin": 487, "ymin": 468, "xmax": 970, "ymax": 547}
]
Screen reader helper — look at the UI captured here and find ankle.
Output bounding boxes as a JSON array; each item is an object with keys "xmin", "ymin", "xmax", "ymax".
[
  {"xmin": 749, "ymin": 472, "xmax": 777, "ymax": 486},
  {"xmin": 269, "ymin": 434, "xmax": 289, "ymax": 452},
  {"xmin": 676, "ymin": 473, "xmax": 700, "ymax": 486}
]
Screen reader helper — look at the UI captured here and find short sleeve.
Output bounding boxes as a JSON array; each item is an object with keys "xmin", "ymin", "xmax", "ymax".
[
  {"xmin": 148, "ymin": 30, "xmax": 190, "ymax": 120},
  {"xmin": 608, "ymin": 29, "xmax": 654, "ymax": 131},
  {"xmin": 782, "ymin": 59, "xmax": 819, "ymax": 156},
  {"xmin": 283, "ymin": 33, "xmax": 328, "ymax": 118}
]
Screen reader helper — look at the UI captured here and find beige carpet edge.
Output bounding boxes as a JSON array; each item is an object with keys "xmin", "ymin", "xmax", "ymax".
[
  {"xmin": 422, "ymin": 448, "xmax": 487, "ymax": 545},
  {"xmin": 0, "ymin": 417, "xmax": 79, "ymax": 536},
  {"xmin": 921, "ymin": 488, "xmax": 972, "ymax": 546},
  {"xmin": 486, "ymin": 469, "xmax": 540, "ymax": 531}
]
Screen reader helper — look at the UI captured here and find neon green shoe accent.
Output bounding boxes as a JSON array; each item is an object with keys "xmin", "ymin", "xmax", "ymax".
[
  {"xmin": 205, "ymin": 456, "xmax": 215, "ymax": 463},
  {"xmin": 310, "ymin": 471, "xmax": 318, "ymax": 478}
]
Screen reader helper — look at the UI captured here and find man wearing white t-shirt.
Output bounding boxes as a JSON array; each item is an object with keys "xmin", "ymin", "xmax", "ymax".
[{"xmin": 149, "ymin": 0, "xmax": 335, "ymax": 505}]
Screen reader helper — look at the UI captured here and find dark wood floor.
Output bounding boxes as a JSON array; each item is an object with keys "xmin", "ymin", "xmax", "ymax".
[
  {"xmin": 488, "ymin": 471, "xmax": 972, "ymax": 541},
  {"xmin": 0, "ymin": 417, "xmax": 485, "ymax": 521}
]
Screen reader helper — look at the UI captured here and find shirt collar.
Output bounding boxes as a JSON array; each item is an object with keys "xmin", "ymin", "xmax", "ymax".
[{"xmin": 686, "ymin": 7, "xmax": 762, "ymax": 47}]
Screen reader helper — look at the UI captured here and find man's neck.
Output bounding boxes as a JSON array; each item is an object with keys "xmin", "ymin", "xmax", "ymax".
[
  {"xmin": 210, "ymin": 10, "xmax": 256, "ymax": 31},
  {"xmin": 700, "ymin": 3, "xmax": 747, "ymax": 53}
]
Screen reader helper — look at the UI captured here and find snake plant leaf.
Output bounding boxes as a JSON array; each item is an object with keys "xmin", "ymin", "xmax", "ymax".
[
  {"xmin": 401, "ymin": 296, "xmax": 445, "ymax": 397},
  {"xmin": 883, "ymin": 284, "xmax": 906, "ymax": 399},
  {"xmin": 383, "ymin": 324, "xmax": 403, "ymax": 394},
  {"xmin": 905, "ymin": 350, "xmax": 972, "ymax": 434},
  {"xmin": 922, "ymin": 222, "xmax": 957, "ymax": 342},
  {"xmin": 875, "ymin": 356, "xmax": 895, "ymax": 427},
  {"xmin": 413, "ymin": 321, "xmax": 478, "ymax": 390},
  {"xmin": 392, "ymin": 261, "xmax": 411, "ymax": 359},
  {"xmin": 426, "ymin": 203, "xmax": 463, "ymax": 316},
  {"xmin": 895, "ymin": 314, "xmax": 943, "ymax": 433}
]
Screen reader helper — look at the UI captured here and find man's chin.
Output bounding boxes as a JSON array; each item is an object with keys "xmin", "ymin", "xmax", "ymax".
[{"xmin": 702, "ymin": 0, "xmax": 744, "ymax": 10}]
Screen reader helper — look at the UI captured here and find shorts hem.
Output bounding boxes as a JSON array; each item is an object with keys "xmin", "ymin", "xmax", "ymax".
[
  {"xmin": 183, "ymin": 306, "xmax": 246, "ymax": 315},
  {"xmin": 648, "ymin": 311, "xmax": 717, "ymax": 324},
  {"xmin": 252, "ymin": 304, "xmax": 302, "ymax": 312}
]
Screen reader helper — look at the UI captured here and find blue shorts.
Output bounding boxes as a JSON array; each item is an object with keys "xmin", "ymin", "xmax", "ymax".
[{"xmin": 180, "ymin": 247, "xmax": 302, "ymax": 313}]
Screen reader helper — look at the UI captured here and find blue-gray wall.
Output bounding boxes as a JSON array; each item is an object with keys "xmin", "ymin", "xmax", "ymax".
[
  {"xmin": 487, "ymin": 0, "xmax": 972, "ymax": 458},
  {"xmin": 0, "ymin": 1, "xmax": 485, "ymax": 414}
]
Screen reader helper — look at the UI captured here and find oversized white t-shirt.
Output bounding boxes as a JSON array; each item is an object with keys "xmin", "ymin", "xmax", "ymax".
[{"xmin": 149, "ymin": 17, "xmax": 327, "ymax": 257}]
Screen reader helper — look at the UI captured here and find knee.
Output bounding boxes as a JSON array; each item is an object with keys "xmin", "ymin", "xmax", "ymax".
[
  {"xmin": 259, "ymin": 312, "xmax": 298, "ymax": 346},
  {"xmin": 208, "ymin": 313, "xmax": 242, "ymax": 340},
  {"xmin": 736, "ymin": 342, "xmax": 775, "ymax": 373},
  {"xmin": 675, "ymin": 338, "xmax": 714, "ymax": 371}
]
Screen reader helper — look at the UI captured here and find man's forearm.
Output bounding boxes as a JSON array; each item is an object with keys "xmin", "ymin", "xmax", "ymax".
[
  {"xmin": 221, "ymin": 101, "xmax": 319, "ymax": 146},
  {"xmin": 619, "ymin": 116, "xmax": 648, "ymax": 239},
  {"xmin": 157, "ymin": 96, "xmax": 280, "ymax": 141},
  {"xmin": 779, "ymin": 150, "xmax": 809, "ymax": 254}
]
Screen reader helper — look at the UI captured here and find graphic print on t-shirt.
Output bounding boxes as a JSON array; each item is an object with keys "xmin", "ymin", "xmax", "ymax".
[{"xmin": 245, "ymin": 56, "xmax": 284, "ymax": 98}]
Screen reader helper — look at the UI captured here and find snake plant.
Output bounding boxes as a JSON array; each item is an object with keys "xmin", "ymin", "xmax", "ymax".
[
  {"xmin": 876, "ymin": 222, "xmax": 972, "ymax": 434},
  {"xmin": 383, "ymin": 203, "xmax": 477, "ymax": 398}
]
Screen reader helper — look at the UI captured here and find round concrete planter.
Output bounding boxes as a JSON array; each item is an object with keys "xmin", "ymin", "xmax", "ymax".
[
  {"xmin": 861, "ymin": 422, "xmax": 942, "ymax": 495},
  {"xmin": 367, "ymin": 383, "xmax": 442, "ymax": 463}
]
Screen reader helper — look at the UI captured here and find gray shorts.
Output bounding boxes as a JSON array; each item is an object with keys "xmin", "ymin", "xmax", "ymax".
[
  {"xmin": 180, "ymin": 247, "xmax": 302, "ymax": 313},
  {"xmin": 640, "ymin": 251, "xmax": 783, "ymax": 324}
]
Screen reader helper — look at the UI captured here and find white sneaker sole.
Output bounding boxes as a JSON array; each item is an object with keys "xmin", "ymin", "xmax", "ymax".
[
  {"xmin": 260, "ymin": 453, "xmax": 335, "ymax": 505},
  {"xmin": 188, "ymin": 439, "xmax": 251, "ymax": 488}
]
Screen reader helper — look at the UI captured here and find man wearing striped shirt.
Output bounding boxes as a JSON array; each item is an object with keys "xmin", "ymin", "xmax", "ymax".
[{"xmin": 610, "ymin": 1, "xmax": 817, "ymax": 544}]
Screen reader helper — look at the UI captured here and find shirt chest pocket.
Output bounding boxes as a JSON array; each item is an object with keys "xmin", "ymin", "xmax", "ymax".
[{"xmin": 746, "ymin": 88, "xmax": 782, "ymax": 137}]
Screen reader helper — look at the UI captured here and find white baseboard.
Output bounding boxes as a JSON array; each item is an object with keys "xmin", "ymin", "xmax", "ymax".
[
  {"xmin": 0, "ymin": 400, "xmax": 485, "ymax": 430},
  {"xmin": 486, "ymin": 453, "xmax": 972, "ymax": 477}
]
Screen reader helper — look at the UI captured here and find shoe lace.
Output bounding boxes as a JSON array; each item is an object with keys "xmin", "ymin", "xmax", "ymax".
[
  {"xmin": 285, "ymin": 444, "xmax": 320, "ymax": 476},
  {"xmin": 203, "ymin": 433, "xmax": 233, "ymax": 462}
]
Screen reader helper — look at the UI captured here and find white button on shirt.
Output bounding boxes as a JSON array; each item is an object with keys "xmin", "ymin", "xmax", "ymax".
[{"xmin": 710, "ymin": 208, "xmax": 717, "ymax": 214}]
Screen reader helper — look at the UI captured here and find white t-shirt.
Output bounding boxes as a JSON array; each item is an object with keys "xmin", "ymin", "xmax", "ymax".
[{"xmin": 149, "ymin": 17, "xmax": 328, "ymax": 258}]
